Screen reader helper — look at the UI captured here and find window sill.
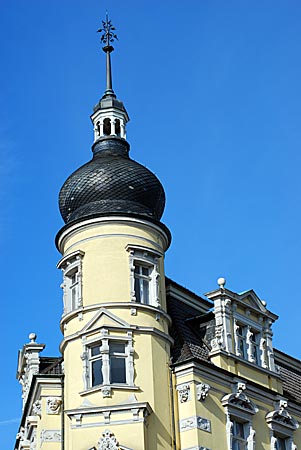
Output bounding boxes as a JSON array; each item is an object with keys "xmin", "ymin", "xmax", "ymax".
[{"xmin": 79, "ymin": 384, "xmax": 139, "ymax": 396}]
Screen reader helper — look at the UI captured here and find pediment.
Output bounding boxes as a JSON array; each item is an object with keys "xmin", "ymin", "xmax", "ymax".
[
  {"xmin": 81, "ymin": 308, "xmax": 130, "ymax": 334},
  {"xmin": 238, "ymin": 290, "xmax": 267, "ymax": 313}
]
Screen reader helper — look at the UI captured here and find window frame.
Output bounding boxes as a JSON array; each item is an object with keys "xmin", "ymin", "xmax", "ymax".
[
  {"xmin": 82, "ymin": 331, "xmax": 135, "ymax": 397},
  {"xmin": 222, "ymin": 381, "xmax": 258, "ymax": 450},
  {"xmin": 57, "ymin": 250, "xmax": 84, "ymax": 315},
  {"xmin": 127, "ymin": 245, "xmax": 162, "ymax": 308},
  {"xmin": 266, "ymin": 400, "xmax": 299, "ymax": 450}
]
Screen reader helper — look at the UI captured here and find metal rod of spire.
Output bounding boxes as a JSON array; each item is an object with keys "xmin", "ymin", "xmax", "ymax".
[{"xmin": 97, "ymin": 13, "xmax": 118, "ymax": 97}]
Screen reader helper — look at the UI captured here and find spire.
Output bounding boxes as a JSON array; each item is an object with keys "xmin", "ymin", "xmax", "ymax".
[
  {"xmin": 92, "ymin": 14, "xmax": 129, "ymax": 143},
  {"xmin": 98, "ymin": 12, "xmax": 118, "ymax": 98}
]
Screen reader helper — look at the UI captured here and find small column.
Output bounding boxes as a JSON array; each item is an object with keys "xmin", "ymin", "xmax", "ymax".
[
  {"xmin": 120, "ymin": 120, "xmax": 126, "ymax": 138},
  {"xmin": 246, "ymin": 327, "xmax": 254, "ymax": 363},
  {"xmin": 111, "ymin": 118, "xmax": 116, "ymax": 135}
]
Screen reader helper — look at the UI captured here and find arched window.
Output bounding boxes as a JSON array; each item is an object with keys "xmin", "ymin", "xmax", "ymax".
[
  {"xmin": 103, "ymin": 118, "xmax": 111, "ymax": 136},
  {"xmin": 115, "ymin": 119, "xmax": 121, "ymax": 136},
  {"xmin": 96, "ymin": 121, "xmax": 101, "ymax": 136}
]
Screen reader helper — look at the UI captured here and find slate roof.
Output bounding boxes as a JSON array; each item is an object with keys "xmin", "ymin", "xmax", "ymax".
[
  {"xmin": 166, "ymin": 278, "xmax": 301, "ymax": 405},
  {"xmin": 39, "ymin": 357, "xmax": 63, "ymax": 375}
]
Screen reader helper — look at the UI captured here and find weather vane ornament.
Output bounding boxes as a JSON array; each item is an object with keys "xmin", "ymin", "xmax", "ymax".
[
  {"xmin": 97, "ymin": 13, "xmax": 118, "ymax": 97},
  {"xmin": 98, "ymin": 13, "xmax": 118, "ymax": 51}
]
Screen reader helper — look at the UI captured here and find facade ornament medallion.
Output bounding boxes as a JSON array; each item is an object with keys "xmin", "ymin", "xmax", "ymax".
[
  {"xmin": 177, "ymin": 383, "xmax": 191, "ymax": 403},
  {"xmin": 46, "ymin": 397, "xmax": 62, "ymax": 414},
  {"xmin": 196, "ymin": 382, "xmax": 211, "ymax": 401},
  {"xmin": 98, "ymin": 429, "xmax": 119, "ymax": 450}
]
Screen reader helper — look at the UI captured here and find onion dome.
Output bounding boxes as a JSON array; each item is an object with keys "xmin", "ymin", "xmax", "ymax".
[
  {"xmin": 59, "ymin": 136, "xmax": 165, "ymax": 223},
  {"xmin": 58, "ymin": 15, "xmax": 166, "ymax": 225}
]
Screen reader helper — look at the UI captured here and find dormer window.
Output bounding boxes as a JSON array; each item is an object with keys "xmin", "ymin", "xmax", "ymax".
[
  {"xmin": 236, "ymin": 324, "xmax": 247, "ymax": 359},
  {"xmin": 251, "ymin": 331, "xmax": 260, "ymax": 365},
  {"xmin": 207, "ymin": 280, "xmax": 277, "ymax": 372}
]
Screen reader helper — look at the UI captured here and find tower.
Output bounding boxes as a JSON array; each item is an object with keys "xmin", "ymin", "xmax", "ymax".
[{"xmin": 56, "ymin": 15, "xmax": 172, "ymax": 450}]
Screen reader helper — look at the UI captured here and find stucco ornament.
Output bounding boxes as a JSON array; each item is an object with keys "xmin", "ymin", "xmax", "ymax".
[
  {"xmin": 46, "ymin": 397, "xmax": 62, "ymax": 414},
  {"xmin": 98, "ymin": 429, "xmax": 119, "ymax": 450},
  {"xmin": 196, "ymin": 382, "xmax": 211, "ymax": 401},
  {"xmin": 101, "ymin": 386, "xmax": 112, "ymax": 398},
  {"xmin": 177, "ymin": 383, "xmax": 191, "ymax": 403},
  {"xmin": 32, "ymin": 400, "xmax": 41, "ymax": 417}
]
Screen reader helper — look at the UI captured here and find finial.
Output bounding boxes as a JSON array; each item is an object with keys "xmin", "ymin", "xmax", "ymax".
[
  {"xmin": 217, "ymin": 277, "xmax": 226, "ymax": 289},
  {"xmin": 97, "ymin": 13, "xmax": 118, "ymax": 97},
  {"xmin": 28, "ymin": 332, "xmax": 37, "ymax": 343}
]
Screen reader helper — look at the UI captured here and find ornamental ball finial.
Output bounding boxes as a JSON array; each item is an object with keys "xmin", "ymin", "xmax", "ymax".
[
  {"xmin": 261, "ymin": 300, "xmax": 267, "ymax": 307},
  {"xmin": 29, "ymin": 332, "xmax": 37, "ymax": 343},
  {"xmin": 217, "ymin": 277, "xmax": 226, "ymax": 288}
]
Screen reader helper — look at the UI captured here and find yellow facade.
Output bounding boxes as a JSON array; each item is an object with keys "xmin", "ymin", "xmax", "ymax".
[{"xmin": 14, "ymin": 18, "xmax": 301, "ymax": 450}]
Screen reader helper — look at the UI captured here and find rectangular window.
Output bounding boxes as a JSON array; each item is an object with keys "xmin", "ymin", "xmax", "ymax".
[
  {"xmin": 251, "ymin": 331, "xmax": 260, "ymax": 365},
  {"xmin": 110, "ymin": 343, "xmax": 126, "ymax": 383},
  {"xmin": 134, "ymin": 263, "xmax": 151, "ymax": 304},
  {"xmin": 89, "ymin": 342, "xmax": 127, "ymax": 387},
  {"xmin": 275, "ymin": 438, "xmax": 287, "ymax": 450},
  {"xmin": 90, "ymin": 344, "xmax": 103, "ymax": 386},
  {"xmin": 232, "ymin": 419, "xmax": 247, "ymax": 450},
  {"xmin": 237, "ymin": 326, "xmax": 247, "ymax": 359}
]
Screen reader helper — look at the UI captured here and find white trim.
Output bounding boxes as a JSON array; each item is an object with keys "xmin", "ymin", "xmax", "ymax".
[{"xmin": 57, "ymin": 216, "xmax": 170, "ymax": 253}]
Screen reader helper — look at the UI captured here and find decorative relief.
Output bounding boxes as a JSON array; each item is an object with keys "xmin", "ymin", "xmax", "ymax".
[
  {"xmin": 266, "ymin": 399, "xmax": 299, "ymax": 430},
  {"xmin": 221, "ymin": 381, "xmax": 258, "ymax": 415},
  {"xmin": 46, "ymin": 397, "xmax": 62, "ymax": 415},
  {"xmin": 32, "ymin": 400, "xmax": 41, "ymax": 418},
  {"xmin": 98, "ymin": 429, "xmax": 119, "ymax": 450},
  {"xmin": 180, "ymin": 416, "xmax": 211, "ymax": 433},
  {"xmin": 196, "ymin": 382, "xmax": 211, "ymax": 401},
  {"xmin": 40, "ymin": 430, "xmax": 61, "ymax": 443},
  {"xmin": 101, "ymin": 386, "xmax": 112, "ymax": 398},
  {"xmin": 177, "ymin": 383, "xmax": 191, "ymax": 403},
  {"xmin": 183, "ymin": 447, "xmax": 212, "ymax": 450}
]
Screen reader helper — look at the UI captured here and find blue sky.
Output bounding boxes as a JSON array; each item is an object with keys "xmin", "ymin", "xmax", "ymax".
[{"xmin": 2, "ymin": 1, "xmax": 301, "ymax": 447}]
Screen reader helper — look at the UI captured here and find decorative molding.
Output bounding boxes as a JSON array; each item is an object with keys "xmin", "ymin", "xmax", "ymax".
[
  {"xmin": 266, "ymin": 399, "xmax": 299, "ymax": 438},
  {"xmin": 127, "ymin": 245, "xmax": 161, "ymax": 307},
  {"xmin": 101, "ymin": 386, "xmax": 112, "ymax": 398},
  {"xmin": 196, "ymin": 382, "xmax": 211, "ymax": 401},
  {"xmin": 46, "ymin": 397, "xmax": 62, "ymax": 414},
  {"xmin": 40, "ymin": 430, "xmax": 61, "ymax": 443},
  {"xmin": 183, "ymin": 447, "xmax": 211, "ymax": 450},
  {"xmin": 97, "ymin": 430, "xmax": 119, "ymax": 450},
  {"xmin": 57, "ymin": 250, "xmax": 84, "ymax": 314},
  {"xmin": 176, "ymin": 383, "xmax": 191, "ymax": 403},
  {"xmin": 221, "ymin": 381, "xmax": 258, "ymax": 416},
  {"xmin": 179, "ymin": 416, "xmax": 211, "ymax": 433},
  {"xmin": 32, "ymin": 400, "xmax": 41, "ymax": 418}
]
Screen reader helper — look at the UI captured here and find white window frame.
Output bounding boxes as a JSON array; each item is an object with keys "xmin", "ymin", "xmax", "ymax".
[
  {"xmin": 126, "ymin": 245, "xmax": 162, "ymax": 308},
  {"xmin": 266, "ymin": 400, "xmax": 299, "ymax": 450},
  {"xmin": 234, "ymin": 319, "xmax": 266, "ymax": 368},
  {"xmin": 81, "ymin": 330, "xmax": 135, "ymax": 397},
  {"xmin": 57, "ymin": 250, "xmax": 84, "ymax": 314},
  {"xmin": 222, "ymin": 381, "xmax": 258, "ymax": 450}
]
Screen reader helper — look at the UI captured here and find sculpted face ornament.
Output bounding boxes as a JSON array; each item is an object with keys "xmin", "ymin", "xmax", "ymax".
[
  {"xmin": 197, "ymin": 382, "xmax": 211, "ymax": 401},
  {"xmin": 46, "ymin": 397, "xmax": 62, "ymax": 414},
  {"xmin": 176, "ymin": 383, "xmax": 191, "ymax": 403}
]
